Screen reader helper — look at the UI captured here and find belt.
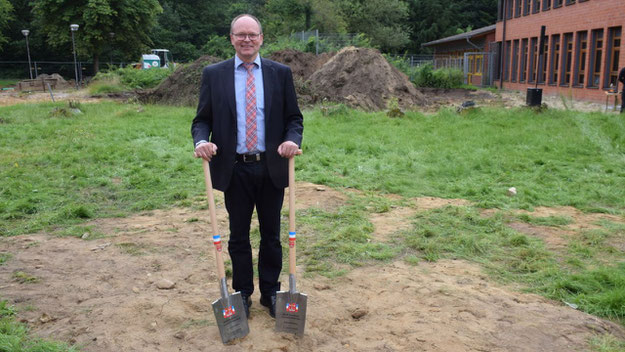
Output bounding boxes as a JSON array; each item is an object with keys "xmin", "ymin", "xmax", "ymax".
[{"xmin": 236, "ymin": 152, "xmax": 265, "ymax": 163}]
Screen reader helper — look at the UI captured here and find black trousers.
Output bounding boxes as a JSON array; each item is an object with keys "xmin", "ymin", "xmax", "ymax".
[
  {"xmin": 621, "ymin": 88, "xmax": 624, "ymax": 113},
  {"xmin": 224, "ymin": 159, "xmax": 284, "ymax": 298}
]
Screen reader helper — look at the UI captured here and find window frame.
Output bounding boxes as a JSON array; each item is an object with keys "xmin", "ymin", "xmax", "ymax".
[
  {"xmin": 574, "ymin": 31, "xmax": 588, "ymax": 87},
  {"xmin": 542, "ymin": 0, "xmax": 551, "ymax": 11},
  {"xmin": 548, "ymin": 34, "xmax": 560, "ymax": 85},
  {"xmin": 588, "ymin": 29, "xmax": 604, "ymax": 88},
  {"xmin": 512, "ymin": 40, "xmax": 519, "ymax": 82},
  {"xmin": 520, "ymin": 38, "xmax": 529, "ymax": 82},
  {"xmin": 529, "ymin": 37, "xmax": 538, "ymax": 83},
  {"xmin": 605, "ymin": 27, "xmax": 621, "ymax": 89},
  {"xmin": 561, "ymin": 33, "xmax": 573, "ymax": 86}
]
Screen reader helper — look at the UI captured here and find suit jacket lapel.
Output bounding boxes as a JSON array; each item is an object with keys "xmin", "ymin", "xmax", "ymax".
[
  {"xmin": 261, "ymin": 58, "xmax": 274, "ymax": 123},
  {"xmin": 221, "ymin": 59, "xmax": 236, "ymax": 119}
]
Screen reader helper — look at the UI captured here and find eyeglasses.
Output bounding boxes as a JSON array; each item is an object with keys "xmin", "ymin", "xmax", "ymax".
[{"xmin": 232, "ymin": 33, "xmax": 261, "ymax": 41}]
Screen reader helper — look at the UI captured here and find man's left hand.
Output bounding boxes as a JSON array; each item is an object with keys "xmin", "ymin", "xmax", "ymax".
[{"xmin": 277, "ymin": 141, "xmax": 301, "ymax": 158}]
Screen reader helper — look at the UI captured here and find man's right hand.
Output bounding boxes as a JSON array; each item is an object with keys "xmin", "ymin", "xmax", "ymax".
[{"xmin": 194, "ymin": 142, "xmax": 218, "ymax": 161}]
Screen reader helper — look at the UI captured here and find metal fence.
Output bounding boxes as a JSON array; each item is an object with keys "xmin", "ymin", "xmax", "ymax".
[
  {"xmin": 463, "ymin": 52, "xmax": 497, "ymax": 87},
  {"xmin": 0, "ymin": 60, "xmax": 130, "ymax": 83},
  {"xmin": 291, "ymin": 30, "xmax": 371, "ymax": 55}
]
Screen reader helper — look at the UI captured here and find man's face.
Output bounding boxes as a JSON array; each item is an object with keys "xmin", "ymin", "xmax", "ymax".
[{"xmin": 230, "ymin": 16, "xmax": 263, "ymax": 62}]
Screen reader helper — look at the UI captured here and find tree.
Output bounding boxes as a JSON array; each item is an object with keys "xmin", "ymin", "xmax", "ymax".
[
  {"xmin": 0, "ymin": 0, "xmax": 13, "ymax": 50},
  {"xmin": 32, "ymin": 0, "xmax": 163, "ymax": 73},
  {"xmin": 341, "ymin": 0, "xmax": 411, "ymax": 52}
]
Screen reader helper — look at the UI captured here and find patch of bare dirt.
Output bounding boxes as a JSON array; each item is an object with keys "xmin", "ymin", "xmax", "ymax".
[
  {"xmin": 507, "ymin": 222, "xmax": 573, "ymax": 250},
  {"xmin": 309, "ymin": 46, "xmax": 426, "ymax": 110},
  {"xmin": 137, "ymin": 55, "xmax": 221, "ymax": 107},
  {"xmin": 0, "ymin": 90, "xmax": 102, "ymax": 107},
  {"xmin": 370, "ymin": 206, "xmax": 416, "ymax": 242},
  {"xmin": 1, "ymin": 186, "xmax": 624, "ymax": 351},
  {"xmin": 417, "ymin": 87, "xmax": 500, "ymax": 111}
]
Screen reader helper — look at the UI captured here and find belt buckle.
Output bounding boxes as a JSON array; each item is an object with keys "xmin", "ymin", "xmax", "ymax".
[{"xmin": 243, "ymin": 153, "xmax": 260, "ymax": 162}]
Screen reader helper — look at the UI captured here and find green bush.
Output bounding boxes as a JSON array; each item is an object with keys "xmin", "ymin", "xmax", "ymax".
[
  {"xmin": 201, "ymin": 34, "xmax": 235, "ymax": 59},
  {"xmin": 413, "ymin": 63, "xmax": 463, "ymax": 89},
  {"xmin": 92, "ymin": 66, "xmax": 174, "ymax": 90}
]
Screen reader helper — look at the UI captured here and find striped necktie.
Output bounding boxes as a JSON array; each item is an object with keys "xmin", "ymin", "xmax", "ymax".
[{"xmin": 243, "ymin": 62, "xmax": 257, "ymax": 152}]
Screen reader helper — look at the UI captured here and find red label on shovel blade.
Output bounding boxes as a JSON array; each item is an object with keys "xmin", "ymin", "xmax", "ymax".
[
  {"xmin": 223, "ymin": 305, "xmax": 236, "ymax": 318},
  {"xmin": 286, "ymin": 303, "xmax": 299, "ymax": 312}
]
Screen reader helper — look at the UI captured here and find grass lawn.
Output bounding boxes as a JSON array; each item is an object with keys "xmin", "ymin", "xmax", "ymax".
[{"xmin": 1, "ymin": 101, "xmax": 625, "ymax": 349}]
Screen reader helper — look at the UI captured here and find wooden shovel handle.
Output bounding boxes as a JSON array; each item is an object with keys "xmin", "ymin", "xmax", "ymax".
[
  {"xmin": 288, "ymin": 155, "xmax": 297, "ymax": 275},
  {"xmin": 202, "ymin": 159, "xmax": 226, "ymax": 280}
]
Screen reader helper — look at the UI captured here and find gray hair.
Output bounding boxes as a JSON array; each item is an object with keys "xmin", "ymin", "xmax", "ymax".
[{"xmin": 230, "ymin": 14, "xmax": 263, "ymax": 34}]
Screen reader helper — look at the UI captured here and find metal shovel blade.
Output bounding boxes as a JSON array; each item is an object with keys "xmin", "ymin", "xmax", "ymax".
[
  {"xmin": 211, "ymin": 291, "xmax": 250, "ymax": 343},
  {"xmin": 275, "ymin": 290, "xmax": 307, "ymax": 336}
]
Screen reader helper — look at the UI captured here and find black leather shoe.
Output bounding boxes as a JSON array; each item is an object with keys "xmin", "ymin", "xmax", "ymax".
[
  {"xmin": 241, "ymin": 294, "xmax": 252, "ymax": 318},
  {"xmin": 260, "ymin": 294, "xmax": 276, "ymax": 318}
]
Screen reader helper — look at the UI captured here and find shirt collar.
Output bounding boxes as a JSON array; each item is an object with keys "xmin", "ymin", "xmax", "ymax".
[{"xmin": 234, "ymin": 54, "xmax": 262, "ymax": 69}]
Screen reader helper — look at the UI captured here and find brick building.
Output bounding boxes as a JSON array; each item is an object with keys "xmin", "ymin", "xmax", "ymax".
[
  {"xmin": 496, "ymin": 0, "xmax": 625, "ymax": 102},
  {"xmin": 423, "ymin": 25, "xmax": 497, "ymax": 86}
]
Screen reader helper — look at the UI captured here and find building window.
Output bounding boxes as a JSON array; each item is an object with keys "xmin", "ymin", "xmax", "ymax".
[
  {"xmin": 574, "ymin": 31, "xmax": 587, "ymax": 86},
  {"xmin": 533, "ymin": 0, "xmax": 541, "ymax": 13},
  {"xmin": 543, "ymin": 0, "xmax": 551, "ymax": 11},
  {"xmin": 549, "ymin": 34, "xmax": 560, "ymax": 84},
  {"xmin": 521, "ymin": 38, "xmax": 528, "ymax": 82},
  {"xmin": 565, "ymin": 0, "xmax": 575, "ymax": 4},
  {"xmin": 515, "ymin": 0, "xmax": 522, "ymax": 16},
  {"xmin": 554, "ymin": 0, "xmax": 563, "ymax": 8},
  {"xmin": 504, "ymin": 41, "xmax": 511, "ymax": 81},
  {"xmin": 606, "ymin": 27, "xmax": 621, "ymax": 88},
  {"xmin": 524, "ymin": 0, "xmax": 531, "ymax": 15},
  {"xmin": 506, "ymin": 0, "xmax": 514, "ymax": 18},
  {"xmin": 589, "ymin": 29, "xmax": 604, "ymax": 87},
  {"xmin": 561, "ymin": 33, "xmax": 573, "ymax": 86},
  {"xmin": 529, "ymin": 37, "xmax": 538, "ymax": 83},
  {"xmin": 512, "ymin": 40, "xmax": 519, "ymax": 82},
  {"xmin": 539, "ymin": 37, "xmax": 549, "ymax": 84}
]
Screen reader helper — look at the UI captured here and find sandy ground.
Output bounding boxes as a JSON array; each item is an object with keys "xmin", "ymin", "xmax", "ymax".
[
  {"xmin": 1, "ymin": 182, "xmax": 624, "ymax": 352},
  {"xmin": 0, "ymin": 86, "xmax": 615, "ymax": 113}
]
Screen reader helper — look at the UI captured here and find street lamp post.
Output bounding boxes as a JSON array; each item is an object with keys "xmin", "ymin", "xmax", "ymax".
[
  {"xmin": 21, "ymin": 29, "xmax": 33, "ymax": 79},
  {"xmin": 70, "ymin": 24, "xmax": 79, "ymax": 89}
]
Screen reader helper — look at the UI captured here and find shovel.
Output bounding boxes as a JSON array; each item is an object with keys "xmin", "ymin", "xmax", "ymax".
[
  {"xmin": 202, "ymin": 159, "xmax": 250, "ymax": 344},
  {"xmin": 275, "ymin": 155, "xmax": 307, "ymax": 336}
]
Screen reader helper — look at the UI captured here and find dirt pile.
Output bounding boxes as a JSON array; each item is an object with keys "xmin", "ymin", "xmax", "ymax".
[
  {"xmin": 138, "ymin": 55, "xmax": 221, "ymax": 106},
  {"xmin": 268, "ymin": 50, "xmax": 335, "ymax": 105},
  {"xmin": 268, "ymin": 50, "xmax": 334, "ymax": 82},
  {"xmin": 309, "ymin": 46, "xmax": 426, "ymax": 110}
]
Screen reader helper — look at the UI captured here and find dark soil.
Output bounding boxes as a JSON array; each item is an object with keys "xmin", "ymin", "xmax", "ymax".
[{"xmin": 138, "ymin": 55, "xmax": 221, "ymax": 107}]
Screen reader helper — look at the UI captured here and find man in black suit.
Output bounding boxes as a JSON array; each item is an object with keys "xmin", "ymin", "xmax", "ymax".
[
  {"xmin": 191, "ymin": 14, "xmax": 303, "ymax": 319},
  {"xmin": 619, "ymin": 67, "xmax": 625, "ymax": 113}
]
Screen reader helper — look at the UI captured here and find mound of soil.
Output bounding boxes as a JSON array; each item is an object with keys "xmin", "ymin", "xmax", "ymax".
[
  {"xmin": 138, "ymin": 55, "xmax": 221, "ymax": 106},
  {"xmin": 268, "ymin": 50, "xmax": 335, "ymax": 105},
  {"xmin": 268, "ymin": 50, "xmax": 335, "ymax": 82},
  {"xmin": 309, "ymin": 47, "xmax": 426, "ymax": 110}
]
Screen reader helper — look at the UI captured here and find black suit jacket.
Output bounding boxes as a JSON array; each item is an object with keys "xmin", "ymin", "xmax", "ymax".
[{"xmin": 191, "ymin": 57, "xmax": 303, "ymax": 191}]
